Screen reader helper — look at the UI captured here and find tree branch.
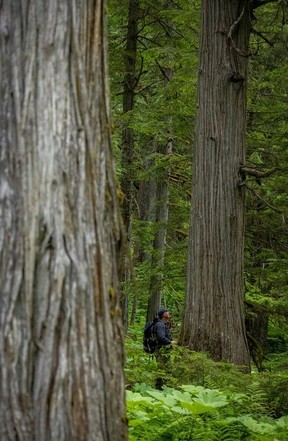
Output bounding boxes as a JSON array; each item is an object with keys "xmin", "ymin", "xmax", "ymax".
[
  {"xmin": 242, "ymin": 182, "xmax": 282, "ymax": 213},
  {"xmin": 133, "ymin": 55, "xmax": 144, "ymax": 90},
  {"xmin": 240, "ymin": 165, "xmax": 278, "ymax": 179},
  {"xmin": 228, "ymin": 0, "xmax": 250, "ymax": 57},
  {"xmin": 251, "ymin": 28, "xmax": 274, "ymax": 46},
  {"xmin": 155, "ymin": 60, "xmax": 172, "ymax": 82}
]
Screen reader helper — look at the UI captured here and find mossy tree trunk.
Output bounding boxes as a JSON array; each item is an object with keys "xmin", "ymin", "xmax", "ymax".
[{"xmin": 0, "ymin": 1, "xmax": 127, "ymax": 440}]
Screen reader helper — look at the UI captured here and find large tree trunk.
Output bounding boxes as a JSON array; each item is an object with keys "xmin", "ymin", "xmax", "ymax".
[
  {"xmin": 0, "ymin": 1, "xmax": 127, "ymax": 440},
  {"xmin": 182, "ymin": 0, "xmax": 251, "ymax": 370}
]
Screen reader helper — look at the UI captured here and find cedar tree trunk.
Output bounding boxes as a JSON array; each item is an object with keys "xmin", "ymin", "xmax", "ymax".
[
  {"xmin": 182, "ymin": 0, "xmax": 251, "ymax": 370},
  {"xmin": 0, "ymin": 1, "xmax": 127, "ymax": 440}
]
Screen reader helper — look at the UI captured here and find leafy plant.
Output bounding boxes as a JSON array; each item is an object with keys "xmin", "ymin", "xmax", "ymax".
[
  {"xmin": 125, "ymin": 326, "xmax": 288, "ymax": 420},
  {"xmin": 127, "ymin": 385, "xmax": 288, "ymax": 440}
]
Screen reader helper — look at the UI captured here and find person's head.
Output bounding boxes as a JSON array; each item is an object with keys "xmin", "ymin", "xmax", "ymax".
[{"xmin": 158, "ymin": 308, "xmax": 171, "ymax": 322}]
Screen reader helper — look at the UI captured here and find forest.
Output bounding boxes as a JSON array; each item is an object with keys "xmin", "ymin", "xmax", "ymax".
[
  {"xmin": 0, "ymin": 0, "xmax": 287, "ymax": 440},
  {"xmin": 108, "ymin": 0, "xmax": 288, "ymax": 439}
]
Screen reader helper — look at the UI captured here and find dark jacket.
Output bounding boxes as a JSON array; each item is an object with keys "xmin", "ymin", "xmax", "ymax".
[{"xmin": 154, "ymin": 319, "xmax": 172, "ymax": 347}]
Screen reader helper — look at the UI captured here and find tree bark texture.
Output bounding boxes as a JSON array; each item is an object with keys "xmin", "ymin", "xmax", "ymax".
[
  {"xmin": 120, "ymin": 0, "xmax": 139, "ymax": 331},
  {"xmin": 0, "ymin": 1, "xmax": 127, "ymax": 440},
  {"xmin": 182, "ymin": 0, "xmax": 251, "ymax": 369},
  {"xmin": 146, "ymin": 140, "xmax": 171, "ymax": 322}
]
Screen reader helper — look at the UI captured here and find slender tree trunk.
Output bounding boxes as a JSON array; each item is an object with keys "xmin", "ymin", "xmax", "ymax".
[
  {"xmin": 145, "ymin": 38, "xmax": 174, "ymax": 322},
  {"xmin": 182, "ymin": 0, "xmax": 251, "ymax": 370},
  {"xmin": 130, "ymin": 162, "xmax": 156, "ymax": 324},
  {"xmin": 146, "ymin": 139, "xmax": 171, "ymax": 322},
  {"xmin": 0, "ymin": 1, "xmax": 127, "ymax": 440},
  {"xmin": 120, "ymin": 0, "xmax": 139, "ymax": 331}
]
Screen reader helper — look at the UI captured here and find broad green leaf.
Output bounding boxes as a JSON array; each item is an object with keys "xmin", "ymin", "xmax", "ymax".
[
  {"xmin": 181, "ymin": 385, "xmax": 206, "ymax": 394},
  {"xmin": 170, "ymin": 389, "xmax": 193, "ymax": 402},
  {"xmin": 171, "ymin": 406, "xmax": 190, "ymax": 415},
  {"xmin": 147, "ymin": 390, "xmax": 178, "ymax": 407},
  {"xmin": 181, "ymin": 400, "xmax": 216, "ymax": 414},
  {"xmin": 239, "ymin": 416, "xmax": 277, "ymax": 434},
  {"xmin": 195, "ymin": 389, "xmax": 228, "ymax": 407},
  {"xmin": 126, "ymin": 391, "xmax": 155, "ymax": 404}
]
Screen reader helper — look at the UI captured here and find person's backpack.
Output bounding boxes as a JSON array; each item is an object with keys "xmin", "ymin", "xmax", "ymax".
[{"xmin": 143, "ymin": 318, "xmax": 159, "ymax": 354}]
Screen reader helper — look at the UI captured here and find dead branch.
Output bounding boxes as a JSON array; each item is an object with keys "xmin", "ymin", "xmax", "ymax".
[
  {"xmin": 240, "ymin": 165, "xmax": 278, "ymax": 179},
  {"xmin": 175, "ymin": 229, "xmax": 188, "ymax": 238},
  {"xmin": 228, "ymin": 1, "xmax": 250, "ymax": 57}
]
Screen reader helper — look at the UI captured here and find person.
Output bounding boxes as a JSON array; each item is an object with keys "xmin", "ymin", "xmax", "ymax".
[
  {"xmin": 154, "ymin": 308, "xmax": 176, "ymax": 347},
  {"xmin": 154, "ymin": 308, "xmax": 177, "ymax": 363},
  {"xmin": 154, "ymin": 308, "xmax": 177, "ymax": 389}
]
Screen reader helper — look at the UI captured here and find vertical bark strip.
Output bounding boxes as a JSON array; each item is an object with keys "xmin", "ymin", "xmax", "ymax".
[
  {"xmin": 182, "ymin": 0, "xmax": 251, "ymax": 369},
  {"xmin": 0, "ymin": 1, "xmax": 127, "ymax": 440},
  {"xmin": 146, "ymin": 139, "xmax": 171, "ymax": 322},
  {"xmin": 120, "ymin": 0, "xmax": 139, "ymax": 331}
]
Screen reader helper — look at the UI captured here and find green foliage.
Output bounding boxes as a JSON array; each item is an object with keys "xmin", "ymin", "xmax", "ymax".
[
  {"xmin": 109, "ymin": 0, "xmax": 288, "ymax": 373},
  {"xmin": 126, "ymin": 384, "xmax": 288, "ymax": 440},
  {"xmin": 245, "ymin": 0, "xmax": 288, "ymax": 344},
  {"xmin": 110, "ymin": 1, "xmax": 288, "ymax": 435},
  {"xmin": 125, "ymin": 323, "xmax": 288, "ymax": 422}
]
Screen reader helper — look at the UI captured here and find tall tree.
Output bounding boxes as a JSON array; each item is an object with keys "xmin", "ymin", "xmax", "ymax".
[
  {"xmin": 120, "ymin": 0, "xmax": 140, "ymax": 331},
  {"xmin": 182, "ymin": 0, "xmax": 252, "ymax": 369},
  {"xmin": 146, "ymin": 138, "xmax": 172, "ymax": 321},
  {"xmin": 108, "ymin": 0, "xmax": 199, "ymax": 319},
  {"xmin": 145, "ymin": 1, "xmax": 174, "ymax": 322},
  {"xmin": 0, "ymin": 1, "xmax": 127, "ymax": 440}
]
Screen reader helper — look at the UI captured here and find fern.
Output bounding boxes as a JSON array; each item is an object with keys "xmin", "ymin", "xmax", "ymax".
[
  {"xmin": 215, "ymin": 420, "xmax": 249, "ymax": 441},
  {"xmin": 126, "ymin": 386, "xmax": 288, "ymax": 440},
  {"xmin": 240, "ymin": 382, "xmax": 271, "ymax": 416}
]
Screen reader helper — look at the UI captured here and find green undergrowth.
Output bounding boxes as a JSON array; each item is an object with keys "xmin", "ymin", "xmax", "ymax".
[
  {"xmin": 125, "ymin": 326, "xmax": 288, "ymax": 440},
  {"xmin": 127, "ymin": 384, "xmax": 288, "ymax": 440}
]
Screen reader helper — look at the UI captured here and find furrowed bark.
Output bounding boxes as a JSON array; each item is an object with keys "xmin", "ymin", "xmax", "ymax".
[
  {"xmin": 0, "ymin": 1, "xmax": 127, "ymax": 440},
  {"xmin": 182, "ymin": 0, "xmax": 251, "ymax": 370}
]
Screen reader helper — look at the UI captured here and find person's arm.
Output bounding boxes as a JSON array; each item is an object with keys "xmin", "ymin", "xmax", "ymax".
[{"xmin": 154, "ymin": 322, "xmax": 172, "ymax": 345}]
